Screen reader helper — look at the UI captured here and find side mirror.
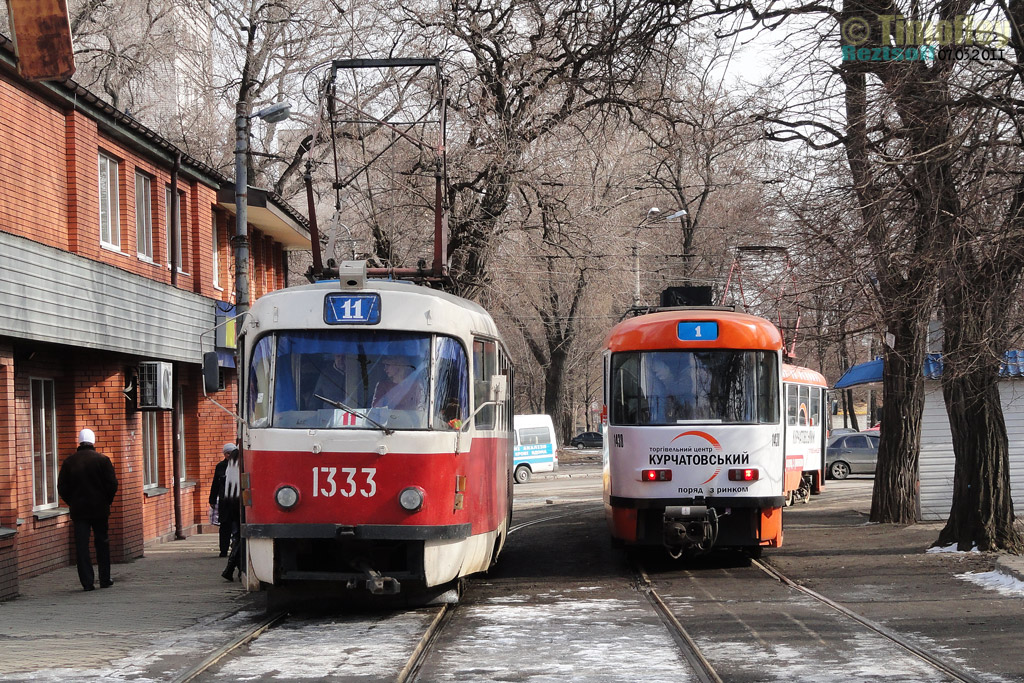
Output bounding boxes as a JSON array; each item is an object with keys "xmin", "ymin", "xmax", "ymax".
[
  {"xmin": 490, "ymin": 374, "xmax": 507, "ymax": 403},
  {"xmin": 203, "ymin": 351, "xmax": 220, "ymax": 394}
]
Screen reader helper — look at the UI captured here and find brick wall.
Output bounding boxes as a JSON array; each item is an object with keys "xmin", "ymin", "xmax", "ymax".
[
  {"xmin": 0, "ymin": 78, "xmax": 68, "ymax": 250},
  {"xmin": 0, "ymin": 67, "xmax": 300, "ymax": 595}
]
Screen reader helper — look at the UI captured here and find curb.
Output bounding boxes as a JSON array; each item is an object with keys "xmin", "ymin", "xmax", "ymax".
[{"xmin": 994, "ymin": 554, "xmax": 1024, "ymax": 583}]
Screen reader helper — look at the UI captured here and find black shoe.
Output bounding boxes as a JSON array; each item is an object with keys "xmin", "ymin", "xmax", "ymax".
[
  {"xmin": 83, "ymin": 585, "xmax": 95, "ymax": 591},
  {"xmin": 221, "ymin": 569, "xmax": 234, "ymax": 582},
  {"xmin": 219, "ymin": 552, "xmax": 227, "ymax": 557},
  {"xmin": 100, "ymin": 580, "xmax": 114, "ymax": 588}
]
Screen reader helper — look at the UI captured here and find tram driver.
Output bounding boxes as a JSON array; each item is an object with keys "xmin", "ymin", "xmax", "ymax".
[{"xmin": 372, "ymin": 356, "xmax": 427, "ymax": 413}]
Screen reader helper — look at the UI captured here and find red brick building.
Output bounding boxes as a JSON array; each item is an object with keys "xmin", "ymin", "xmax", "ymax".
[{"xmin": 0, "ymin": 36, "xmax": 310, "ymax": 600}]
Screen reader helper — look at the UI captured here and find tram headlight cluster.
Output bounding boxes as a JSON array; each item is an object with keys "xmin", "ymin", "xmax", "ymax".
[
  {"xmin": 399, "ymin": 486, "xmax": 425, "ymax": 512},
  {"xmin": 275, "ymin": 485, "xmax": 299, "ymax": 509}
]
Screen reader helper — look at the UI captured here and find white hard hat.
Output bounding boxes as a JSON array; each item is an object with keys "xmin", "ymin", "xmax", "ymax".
[{"xmin": 78, "ymin": 428, "xmax": 95, "ymax": 445}]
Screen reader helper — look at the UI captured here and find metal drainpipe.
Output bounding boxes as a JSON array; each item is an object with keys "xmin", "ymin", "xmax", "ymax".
[
  {"xmin": 170, "ymin": 153, "xmax": 180, "ymax": 286},
  {"xmin": 171, "ymin": 363, "xmax": 184, "ymax": 539}
]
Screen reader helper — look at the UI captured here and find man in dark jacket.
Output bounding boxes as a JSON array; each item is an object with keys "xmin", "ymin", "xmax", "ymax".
[
  {"xmin": 57, "ymin": 429, "xmax": 118, "ymax": 591},
  {"xmin": 209, "ymin": 443, "xmax": 234, "ymax": 557}
]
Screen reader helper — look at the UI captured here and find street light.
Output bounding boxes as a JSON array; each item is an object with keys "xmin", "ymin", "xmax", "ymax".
[
  {"xmin": 233, "ymin": 101, "xmax": 292, "ymax": 322},
  {"xmin": 633, "ymin": 207, "xmax": 661, "ymax": 306}
]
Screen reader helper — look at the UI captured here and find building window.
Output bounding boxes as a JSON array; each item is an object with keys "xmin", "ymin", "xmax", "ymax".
[
  {"xmin": 99, "ymin": 153, "xmax": 120, "ymax": 250},
  {"xmin": 212, "ymin": 214, "xmax": 221, "ymax": 289},
  {"xmin": 143, "ymin": 411, "xmax": 159, "ymax": 488},
  {"xmin": 30, "ymin": 378, "xmax": 59, "ymax": 510},
  {"xmin": 165, "ymin": 187, "xmax": 188, "ymax": 274},
  {"xmin": 136, "ymin": 172, "xmax": 153, "ymax": 260}
]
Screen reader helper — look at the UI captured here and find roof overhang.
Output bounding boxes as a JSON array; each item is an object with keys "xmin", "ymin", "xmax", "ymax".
[
  {"xmin": 217, "ymin": 186, "xmax": 311, "ymax": 251},
  {"xmin": 833, "ymin": 358, "xmax": 883, "ymax": 389}
]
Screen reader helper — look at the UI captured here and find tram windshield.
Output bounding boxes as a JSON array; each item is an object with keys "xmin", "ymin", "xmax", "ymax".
[
  {"xmin": 247, "ymin": 331, "xmax": 470, "ymax": 431},
  {"xmin": 609, "ymin": 350, "xmax": 778, "ymax": 425}
]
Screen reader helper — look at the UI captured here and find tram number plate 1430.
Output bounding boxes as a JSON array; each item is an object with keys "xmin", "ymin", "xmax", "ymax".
[
  {"xmin": 312, "ymin": 467, "xmax": 377, "ymax": 497},
  {"xmin": 324, "ymin": 293, "xmax": 382, "ymax": 324}
]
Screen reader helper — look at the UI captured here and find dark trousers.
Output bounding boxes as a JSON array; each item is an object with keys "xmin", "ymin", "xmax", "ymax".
[
  {"xmin": 73, "ymin": 516, "xmax": 110, "ymax": 589},
  {"xmin": 219, "ymin": 497, "xmax": 242, "ymax": 578},
  {"xmin": 216, "ymin": 499, "xmax": 232, "ymax": 555}
]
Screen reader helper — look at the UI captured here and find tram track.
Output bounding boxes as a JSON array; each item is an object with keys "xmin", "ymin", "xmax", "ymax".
[
  {"xmin": 634, "ymin": 552, "xmax": 988, "ymax": 683},
  {"xmin": 752, "ymin": 558, "xmax": 987, "ymax": 683},
  {"xmin": 633, "ymin": 564, "xmax": 724, "ymax": 683},
  {"xmin": 170, "ymin": 611, "xmax": 288, "ymax": 683}
]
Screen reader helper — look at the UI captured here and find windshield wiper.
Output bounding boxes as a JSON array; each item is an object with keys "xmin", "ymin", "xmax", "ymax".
[{"xmin": 313, "ymin": 394, "xmax": 393, "ymax": 435}]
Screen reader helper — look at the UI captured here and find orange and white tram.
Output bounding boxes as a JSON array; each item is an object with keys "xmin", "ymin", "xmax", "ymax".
[
  {"xmin": 218, "ymin": 276, "xmax": 514, "ymax": 599},
  {"xmin": 602, "ymin": 308, "xmax": 788, "ymax": 557}
]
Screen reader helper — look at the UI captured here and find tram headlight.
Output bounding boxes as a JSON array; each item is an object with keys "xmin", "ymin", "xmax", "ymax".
[
  {"xmin": 275, "ymin": 485, "xmax": 299, "ymax": 509},
  {"xmin": 398, "ymin": 486, "xmax": 425, "ymax": 512}
]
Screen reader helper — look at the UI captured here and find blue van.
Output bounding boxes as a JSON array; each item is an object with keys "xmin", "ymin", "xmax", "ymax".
[{"xmin": 512, "ymin": 414, "xmax": 558, "ymax": 484}]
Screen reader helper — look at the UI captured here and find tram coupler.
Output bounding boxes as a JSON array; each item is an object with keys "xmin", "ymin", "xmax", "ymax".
[
  {"xmin": 353, "ymin": 560, "xmax": 401, "ymax": 595},
  {"xmin": 663, "ymin": 505, "xmax": 713, "ymax": 549}
]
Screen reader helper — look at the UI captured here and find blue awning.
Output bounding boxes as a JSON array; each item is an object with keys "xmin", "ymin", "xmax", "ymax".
[
  {"xmin": 834, "ymin": 358, "xmax": 883, "ymax": 388},
  {"xmin": 835, "ymin": 351, "xmax": 1024, "ymax": 388}
]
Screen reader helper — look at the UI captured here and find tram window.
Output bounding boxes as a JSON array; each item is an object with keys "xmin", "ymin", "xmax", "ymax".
[
  {"xmin": 433, "ymin": 336, "xmax": 469, "ymax": 429},
  {"xmin": 248, "ymin": 335, "xmax": 274, "ymax": 428},
  {"xmin": 809, "ymin": 387, "xmax": 820, "ymax": 427},
  {"xmin": 799, "ymin": 385, "xmax": 810, "ymax": 426},
  {"xmin": 610, "ymin": 354, "xmax": 641, "ymax": 425},
  {"xmin": 473, "ymin": 339, "xmax": 498, "ymax": 429},
  {"xmin": 786, "ymin": 385, "xmax": 799, "ymax": 426},
  {"xmin": 610, "ymin": 350, "xmax": 764, "ymax": 425},
  {"xmin": 262, "ymin": 330, "xmax": 431, "ymax": 430},
  {"xmin": 757, "ymin": 352, "xmax": 779, "ymax": 424}
]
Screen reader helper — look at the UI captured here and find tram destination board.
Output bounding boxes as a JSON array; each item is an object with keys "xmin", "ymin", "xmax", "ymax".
[
  {"xmin": 677, "ymin": 321, "xmax": 718, "ymax": 341},
  {"xmin": 324, "ymin": 293, "xmax": 381, "ymax": 325}
]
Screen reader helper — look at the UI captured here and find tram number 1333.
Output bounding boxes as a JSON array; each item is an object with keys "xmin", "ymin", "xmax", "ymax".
[{"xmin": 312, "ymin": 467, "xmax": 377, "ymax": 498}]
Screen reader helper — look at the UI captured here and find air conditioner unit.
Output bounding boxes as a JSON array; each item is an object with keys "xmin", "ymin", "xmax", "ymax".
[{"xmin": 138, "ymin": 361, "xmax": 173, "ymax": 410}]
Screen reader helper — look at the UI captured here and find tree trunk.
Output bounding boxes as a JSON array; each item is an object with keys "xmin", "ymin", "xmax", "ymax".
[
  {"xmin": 936, "ymin": 265, "xmax": 1024, "ymax": 552},
  {"xmin": 937, "ymin": 369, "xmax": 1022, "ymax": 552},
  {"xmin": 870, "ymin": 308, "xmax": 928, "ymax": 524}
]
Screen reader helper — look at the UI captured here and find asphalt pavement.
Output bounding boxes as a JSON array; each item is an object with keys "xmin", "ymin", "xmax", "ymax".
[{"xmin": 0, "ymin": 456, "xmax": 1021, "ymax": 681}]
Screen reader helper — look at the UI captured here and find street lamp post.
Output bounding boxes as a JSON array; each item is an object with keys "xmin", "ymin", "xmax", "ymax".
[
  {"xmin": 233, "ymin": 101, "xmax": 291, "ymax": 322},
  {"xmin": 633, "ymin": 207, "xmax": 661, "ymax": 306}
]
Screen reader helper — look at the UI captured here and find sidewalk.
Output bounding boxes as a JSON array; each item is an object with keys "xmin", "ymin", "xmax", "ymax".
[{"xmin": 0, "ymin": 533, "xmax": 261, "ymax": 682}]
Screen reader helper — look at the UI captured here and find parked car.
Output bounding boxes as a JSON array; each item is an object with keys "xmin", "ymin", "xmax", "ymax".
[
  {"xmin": 825, "ymin": 433, "xmax": 880, "ymax": 479},
  {"xmin": 829, "ymin": 427, "xmax": 857, "ymax": 437},
  {"xmin": 570, "ymin": 431, "xmax": 603, "ymax": 449}
]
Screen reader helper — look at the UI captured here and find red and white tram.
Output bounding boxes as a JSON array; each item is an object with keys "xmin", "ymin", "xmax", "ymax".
[
  {"xmin": 218, "ymin": 274, "xmax": 514, "ymax": 599},
  {"xmin": 602, "ymin": 308, "xmax": 787, "ymax": 557}
]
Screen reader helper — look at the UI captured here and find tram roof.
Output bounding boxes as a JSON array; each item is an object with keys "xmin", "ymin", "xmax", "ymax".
[
  {"xmin": 782, "ymin": 364, "xmax": 828, "ymax": 387},
  {"xmin": 604, "ymin": 309, "xmax": 784, "ymax": 352},
  {"xmin": 249, "ymin": 279, "xmax": 500, "ymax": 337}
]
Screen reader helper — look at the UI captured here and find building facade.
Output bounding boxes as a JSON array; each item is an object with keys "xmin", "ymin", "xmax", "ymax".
[{"xmin": 0, "ymin": 35, "xmax": 310, "ymax": 600}]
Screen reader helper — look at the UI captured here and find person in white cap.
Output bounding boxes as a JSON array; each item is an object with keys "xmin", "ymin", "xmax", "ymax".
[
  {"xmin": 57, "ymin": 428, "xmax": 119, "ymax": 591},
  {"xmin": 208, "ymin": 443, "xmax": 237, "ymax": 557}
]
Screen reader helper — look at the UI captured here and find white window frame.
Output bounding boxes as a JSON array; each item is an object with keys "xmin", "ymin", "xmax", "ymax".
[
  {"xmin": 135, "ymin": 172, "xmax": 153, "ymax": 261},
  {"xmin": 212, "ymin": 213, "xmax": 222, "ymax": 290},
  {"xmin": 142, "ymin": 411, "xmax": 159, "ymax": 488},
  {"xmin": 99, "ymin": 153, "xmax": 121, "ymax": 250},
  {"xmin": 165, "ymin": 187, "xmax": 189, "ymax": 275},
  {"xmin": 30, "ymin": 378, "xmax": 59, "ymax": 510}
]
